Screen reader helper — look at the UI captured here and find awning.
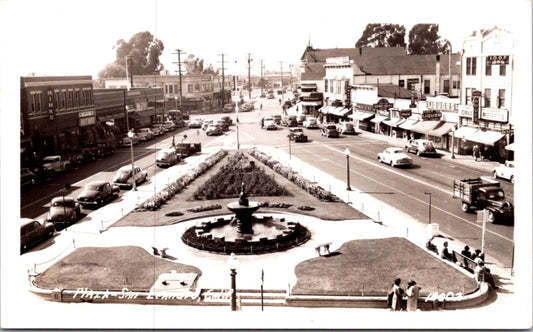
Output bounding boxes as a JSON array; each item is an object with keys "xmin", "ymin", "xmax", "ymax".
[
  {"xmin": 409, "ymin": 120, "xmax": 441, "ymax": 134},
  {"xmin": 468, "ymin": 129, "xmax": 505, "ymax": 146},
  {"xmin": 318, "ymin": 106, "xmax": 332, "ymax": 114},
  {"xmin": 330, "ymin": 107, "xmax": 352, "ymax": 117},
  {"xmin": 299, "ymin": 101, "xmax": 320, "ymax": 106},
  {"xmin": 382, "ymin": 118, "xmax": 405, "ymax": 127},
  {"xmin": 505, "ymin": 143, "xmax": 515, "ymax": 151},
  {"xmin": 426, "ymin": 122, "xmax": 456, "ymax": 137},
  {"xmin": 349, "ymin": 112, "xmax": 374, "ymax": 121},
  {"xmin": 454, "ymin": 126, "xmax": 478, "ymax": 141},
  {"xmin": 370, "ymin": 115, "xmax": 389, "ymax": 123},
  {"xmin": 398, "ymin": 119, "xmax": 419, "ymax": 130}
]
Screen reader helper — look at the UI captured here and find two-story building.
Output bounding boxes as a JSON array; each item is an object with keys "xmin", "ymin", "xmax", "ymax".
[{"xmin": 456, "ymin": 27, "xmax": 514, "ymax": 161}]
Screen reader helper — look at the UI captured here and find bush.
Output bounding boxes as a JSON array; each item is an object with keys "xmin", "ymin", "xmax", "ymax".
[{"xmin": 188, "ymin": 204, "xmax": 222, "ymax": 213}]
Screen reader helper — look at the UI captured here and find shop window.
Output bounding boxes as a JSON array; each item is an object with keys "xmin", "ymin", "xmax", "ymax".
[
  {"xmin": 484, "ymin": 88, "xmax": 491, "ymax": 107},
  {"xmin": 499, "ymin": 64, "xmax": 506, "ymax": 76},
  {"xmin": 398, "ymin": 79, "xmax": 404, "ymax": 87},
  {"xmin": 485, "ymin": 59, "xmax": 492, "ymax": 76}
]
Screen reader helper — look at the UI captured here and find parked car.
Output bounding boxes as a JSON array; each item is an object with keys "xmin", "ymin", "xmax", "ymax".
[
  {"xmin": 273, "ymin": 114, "xmax": 282, "ymax": 125},
  {"xmin": 223, "ymin": 103, "xmax": 235, "ymax": 113},
  {"xmin": 118, "ymin": 134, "xmax": 139, "ymax": 147},
  {"xmin": 20, "ymin": 218, "xmax": 55, "ymax": 253},
  {"xmin": 220, "ymin": 116, "xmax": 233, "ymax": 126},
  {"xmin": 262, "ymin": 117, "xmax": 277, "ymax": 130},
  {"xmin": 47, "ymin": 196, "xmax": 81, "ymax": 228},
  {"xmin": 137, "ymin": 128, "xmax": 154, "ymax": 141},
  {"xmin": 202, "ymin": 119, "xmax": 214, "ymax": 131},
  {"xmin": 303, "ymin": 117, "xmax": 318, "ymax": 129},
  {"xmin": 216, "ymin": 120, "xmax": 230, "ymax": 131},
  {"xmin": 163, "ymin": 121, "xmax": 176, "ymax": 131},
  {"xmin": 151, "ymin": 124, "xmax": 164, "ymax": 136},
  {"xmin": 405, "ymin": 139, "xmax": 437, "ymax": 156},
  {"xmin": 77, "ymin": 180, "xmax": 120, "ymax": 208},
  {"xmin": 188, "ymin": 117, "xmax": 203, "ymax": 128},
  {"xmin": 41, "ymin": 155, "xmax": 71, "ymax": 175},
  {"xmin": 173, "ymin": 118, "xmax": 186, "ymax": 128},
  {"xmin": 296, "ymin": 114, "xmax": 306, "ymax": 125},
  {"xmin": 21, "ymin": 167, "xmax": 37, "ymax": 187},
  {"xmin": 94, "ymin": 143, "xmax": 115, "ymax": 158},
  {"xmin": 206, "ymin": 124, "xmax": 223, "ymax": 136},
  {"xmin": 377, "ymin": 147, "xmax": 412, "ymax": 167},
  {"xmin": 112, "ymin": 165, "xmax": 148, "ymax": 189},
  {"xmin": 288, "ymin": 127, "xmax": 308, "ymax": 142},
  {"xmin": 493, "ymin": 160, "xmax": 515, "ymax": 184},
  {"xmin": 156, "ymin": 147, "xmax": 181, "ymax": 167},
  {"xmin": 337, "ymin": 122, "xmax": 358, "ymax": 135},
  {"xmin": 260, "ymin": 93, "xmax": 266, "ymax": 98},
  {"xmin": 321, "ymin": 124, "xmax": 339, "ymax": 138},
  {"xmin": 281, "ymin": 115, "xmax": 298, "ymax": 127},
  {"xmin": 267, "ymin": 93, "xmax": 275, "ymax": 99}
]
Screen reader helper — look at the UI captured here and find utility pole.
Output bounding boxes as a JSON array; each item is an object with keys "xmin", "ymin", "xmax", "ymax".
[
  {"xmin": 280, "ymin": 61, "xmax": 284, "ymax": 105},
  {"xmin": 247, "ymin": 53, "xmax": 252, "ymax": 99},
  {"xmin": 219, "ymin": 53, "xmax": 228, "ymax": 106},
  {"xmin": 260, "ymin": 59, "xmax": 264, "ymax": 95},
  {"xmin": 172, "ymin": 49, "xmax": 185, "ymax": 113}
]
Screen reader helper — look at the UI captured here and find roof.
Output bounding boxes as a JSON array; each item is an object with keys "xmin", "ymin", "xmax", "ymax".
[
  {"xmin": 300, "ymin": 62, "xmax": 325, "ymax": 81},
  {"xmin": 356, "ymin": 53, "xmax": 461, "ymax": 75},
  {"xmin": 375, "ymin": 84, "xmax": 412, "ymax": 98},
  {"xmin": 301, "ymin": 46, "xmax": 407, "ymax": 63}
]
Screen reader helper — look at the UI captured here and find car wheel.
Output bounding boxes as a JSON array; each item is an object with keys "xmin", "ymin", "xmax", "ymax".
[
  {"xmin": 73, "ymin": 210, "xmax": 78, "ymax": 221},
  {"xmin": 416, "ymin": 150, "xmax": 421, "ymax": 156},
  {"xmin": 510, "ymin": 176, "xmax": 514, "ymax": 184},
  {"xmin": 461, "ymin": 203, "xmax": 470, "ymax": 212},
  {"xmin": 487, "ymin": 211, "xmax": 496, "ymax": 223}
]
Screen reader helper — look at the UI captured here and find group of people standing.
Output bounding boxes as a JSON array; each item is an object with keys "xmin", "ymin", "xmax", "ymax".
[{"xmin": 388, "ymin": 278, "xmax": 421, "ymax": 311}]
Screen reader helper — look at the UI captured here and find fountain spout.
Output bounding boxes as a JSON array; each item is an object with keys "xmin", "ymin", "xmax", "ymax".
[{"xmin": 238, "ymin": 182, "xmax": 249, "ymax": 206}]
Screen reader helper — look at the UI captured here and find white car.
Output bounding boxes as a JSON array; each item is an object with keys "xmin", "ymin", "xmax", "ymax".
[
  {"xmin": 303, "ymin": 117, "xmax": 318, "ymax": 129},
  {"xmin": 112, "ymin": 165, "xmax": 148, "ymax": 189},
  {"xmin": 188, "ymin": 117, "xmax": 203, "ymax": 128},
  {"xmin": 493, "ymin": 160, "xmax": 515, "ymax": 184},
  {"xmin": 262, "ymin": 117, "xmax": 277, "ymax": 130},
  {"xmin": 202, "ymin": 119, "xmax": 214, "ymax": 131},
  {"xmin": 136, "ymin": 128, "xmax": 154, "ymax": 141},
  {"xmin": 377, "ymin": 147, "xmax": 412, "ymax": 167}
]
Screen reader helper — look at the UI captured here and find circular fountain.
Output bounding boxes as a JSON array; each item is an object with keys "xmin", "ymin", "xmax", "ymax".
[{"xmin": 181, "ymin": 182, "xmax": 310, "ymax": 255}]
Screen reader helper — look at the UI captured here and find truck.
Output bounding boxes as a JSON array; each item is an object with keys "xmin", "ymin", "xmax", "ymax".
[
  {"xmin": 174, "ymin": 142, "xmax": 202, "ymax": 159},
  {"xmin": 41, "ymin": 155, "xmax": 72, "ymax": 176},
  {"xmin": 452, "ymin": 177, "xmax": 514, "ymax": 223}
]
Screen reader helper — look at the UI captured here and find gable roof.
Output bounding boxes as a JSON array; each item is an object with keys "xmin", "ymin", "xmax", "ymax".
[
  {"xmin": 301, "ymin": 62, "xmax": 326, "ymax": 81},
  {"xmin": 356, "ymin": 53, "xmax": 461, "ymax": 75},
  {"xmin": 301, "ymin": 46, "xmax": 407, "ymax": 63}
]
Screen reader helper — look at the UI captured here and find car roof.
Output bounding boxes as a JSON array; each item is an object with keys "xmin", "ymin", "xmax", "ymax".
[
  {"xmin": 87, "ymin": 180, "xmax": 109, "ymax": 186},
  {"xmin": 51, "ymin": 196, "xmax": 75, "ymax": 203},
  {"xmin": 21, "ymin": 218, "xmax": 40, "ymax": 226},
  {"xmin": 387, "ymin": 147, "xmax": 404, "ymax": 152}
]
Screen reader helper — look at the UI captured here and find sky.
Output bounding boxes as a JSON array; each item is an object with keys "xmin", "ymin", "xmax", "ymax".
[{"xmin": 0, "ymin": 0, "xmax": 531, "ymax": 78}]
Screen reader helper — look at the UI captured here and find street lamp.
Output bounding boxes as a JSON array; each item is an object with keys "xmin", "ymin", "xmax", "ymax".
[
  {"xmin": 424, "ymin": 192, "xmax": 432, "ymax": 224},
  {"xmin": 128, "ymin": 130, "xmax": 137, "ymax": 191},
  {"xmin": 345, "ymin": 147, "xmax": 351, "ymax": 191},
  {"xmin": 227, "ymin": 252, "xmax": 238, "ymax": 311},
  {"xmin": 450, "ymin": 126, "xmax": 456, "ymax": 159}
]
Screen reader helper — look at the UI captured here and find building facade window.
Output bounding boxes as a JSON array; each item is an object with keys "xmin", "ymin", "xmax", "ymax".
[
  {"xmin": 443, "ymin": 80, "xmax": 450, "ymax": 93},
  {"xmin": 498, "ymin": 89, "xmax": 506, "ymax": 108},
  {"xmin": 485, "ymin": 59, "xmax": 492, "ymax": 76},
  {"xmin": 466, "ymin": 57, "xmax": 477, "ymax": 75},
  {"xmin": 324, "ymin": 79, "xmax": 328, "ymax": 92},
  {"xmin": 188, "ymin": 84, "xmax": 193, "ymax": 93},
  {"xmin": 484, "ymin": 88, "xmax": 491, "ymax": 107},
  {"xmin": 424, "ymin": 80, "xmax": 430, "ymax": 94},
  {"xmin": 194, "ymin": 83, "xmax": 200, "ymax": 92},
  {"xmin": 337, "ymin": 80, "xmax": 341, "ymax": 94},
  {"xmin": 499, "ymin": 64, "xmax": 506, "ymax": 76},
  {"xmin": 465, "ymin": 88, "xmax": 472, "ymax": 104},
  {"xmin": 453, "ymin": 80, "xmax": 460, "ymax": 89},
  {"xmin": 398, "ymin": 79, "xmax": 405, "ymax": 87}
]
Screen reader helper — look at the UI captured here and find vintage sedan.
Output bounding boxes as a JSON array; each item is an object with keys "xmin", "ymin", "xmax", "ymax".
[
  {"xmin": 47, "ymin": 196, "xmax": 81, "ymax": 228},
  {"xmin": 321, "ymin": 124, "xmax": 339, "ymax": 138},
  {"xmin": 337, "ymin": 122, "xmax": 358, "ymax": 135},
  {"xmin": 202, "ymin": 119, "xmax": 214, "ymax": 131},
  {"xmin": 303, "ymin": 117, "xmax": 318, "ymax": 129},
  {"xmin": 21, "ymin": 167, "xmax": 37, "ymax": 187},
  {"xmin": 288, "ymin": 127, "xmax": 308, "ymax": 142},
  {"xmin": 156, "ymin": 147, "xmax": 181, "ymax": 168},
  {"xmin": 206, "ymin": 124, "xmax": 223, "ymax": 136},
  {"xmin": 118, "ymin": 134, "xmax": 140, "ymax": 147},
  {"xmin": 377, "ymin": 147, "xmax": 413, "ymax": 167},
  {"xmin": 21, "ymin": 218, "xmax": 55, "ymax": 253},
  {"xmin": 220, "ymin": 116, "xmax": 233, "ymax": 126},
  {"xmin": 493, "ymin": 160, "xmax": 515, "ymax": 184},
  {"xmin": 77, "ymin": 180, "xmax": 120, "ymax": 208},
  {"xmin": 188, "ymin": 117, "xmax": 204, "ymax": 128},
  {"xmin": 112, "ymin": 165, "xmax": 148, "ymax": 189},
  {"xmin": 405, "ymin": 139, "xmax": 437, "ymax": 156},
  {"xmin": 262, "ymin": 117, "xmax": 277, "ymax": 130}
]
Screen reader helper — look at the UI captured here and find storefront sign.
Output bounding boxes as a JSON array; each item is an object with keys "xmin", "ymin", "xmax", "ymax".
[
  {"xmin": 373, "ymin": 98, "xmax": 393, "ymax": 111},
  {"xmin": 487, "ymin": 55, "xmax": 510, "ymax": 65},
  {"xmin": 378, "ymin": 110, "xmax": 390, "ymax": 117},
  {"xmin": 400, "ymin": 109, "xmax": 412, "ymax": 118},
  {"xmin": 356, "ymin": 103, "xmax": 374, "ymax": 112},
  {"xmin": 79, "ymin": 116, "xmax": 95, "ymax": 126},
  {"xmin": 481, "ymin": 108, "xmax": 509, "ymax": 122},
  {"xmin": 79, "ymin": 110, "xmax": 95, "ymax": 118},
  {"xmin": 427, "ymin": 100, "xmax": 459, "ymax": 112},
  {"xmin": 459, "ymin": 105, "xmax": 473, "ymax": 118},
  {"xmin": 422, "ymin": 110, "xmax": 442, "ymax": 121}
]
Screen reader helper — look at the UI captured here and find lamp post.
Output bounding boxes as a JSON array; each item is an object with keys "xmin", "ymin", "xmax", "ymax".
[
  {"xmin": 450, "ymin": 126, "xmax": 456, "ymax": 159},
  {"xmin": 128, "ymin": 130, "xmax": 137, "ymax": 191},
  {"xmin": 424, "ymin": 192, "xmax": 432, "ymax": 224},
  {"xmin": 227, "ymin": 252, "xmax": 238, "ymax": 311},
  {"xmin": 344, "ymin": 147, "xmax": 351, "ymax": 191}
]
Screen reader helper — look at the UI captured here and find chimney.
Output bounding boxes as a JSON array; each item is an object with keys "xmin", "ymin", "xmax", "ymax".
[{"xmin": 435, "ymin": 54, "xmax": 441, "ymax": 95}]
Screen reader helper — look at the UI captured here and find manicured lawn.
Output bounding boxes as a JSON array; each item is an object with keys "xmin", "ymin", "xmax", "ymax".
[
  {"xmin": 33, "ymin": 246, "xmax": 201, "ymax": 291},
  {"xmin": 292, "ymin": 237, "xmax": 479, "ymax": 297}
]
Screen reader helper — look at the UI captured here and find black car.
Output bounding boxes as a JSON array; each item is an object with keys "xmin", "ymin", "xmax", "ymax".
[
  {"xmin": 220, "ymin": 116, "xmax": 233, "ymax": 126},
  {"xmin": 77, "ymin": 180, "xmax": 120, "ymax": 208},
  {"xmin": 281, "ymin": 115, "xmax": 298, "ymax": 127},
  {"xmin": 21, "ymin": 168, "xmax": 37, "ymax": 187},
  {"xmin": 94, "ymin": 143, "xmax": 115, "ymax": 158},
  {"xmin": 47, "ymin": 196, "xmax": 81, "ymax": 228},
  {"xmin": 21, "ymin": 218, "xmax": 55, "ymax": 253}
]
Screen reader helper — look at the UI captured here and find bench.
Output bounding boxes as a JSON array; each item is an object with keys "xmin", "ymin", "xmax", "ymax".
[
  {"xmin": 452, "ymin": 250, "xmax": 477, "ymax": 273},
  {"xmin": 315, "ymin": 242, "xmax": 332, "ymax": 256}
]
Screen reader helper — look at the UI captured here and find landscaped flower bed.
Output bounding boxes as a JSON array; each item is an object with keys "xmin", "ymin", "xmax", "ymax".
[
  {"xmin": 248, "ymin": 149, "xmax": 341, "ymax": 202},
  {"xmin": 136, "ymin": 150, "xmax": 228, "ymax": 211}
]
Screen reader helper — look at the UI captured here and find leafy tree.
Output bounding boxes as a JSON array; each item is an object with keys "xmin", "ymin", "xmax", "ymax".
[
  {"xmin": 184, "ymin": 55, "xmax": 206, "ymax": 74},
  {"xmin": 98, "ymin": 31, "xmax": 164, "ymax": 79},
  {"xmin": 203, "ymin": 64, "xmax": 219, "ymax": 75},
  {"xmin": 355, "ymin": 23, "xmax": 406, "ymax": 48},
  {"xmin": 408, "ymin": 24, "xmax": 449, "ymax": 54}
]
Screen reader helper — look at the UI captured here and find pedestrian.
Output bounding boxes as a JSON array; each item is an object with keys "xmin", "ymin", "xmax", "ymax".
[
  {"xmin": 406, "ymin": 280, "xmax": 421, "ymax": 311},
  {"xmin": 473, "ymin": 145, "xmax": 480, "ymax": 161},
  {"xmin": 461, "ymin": 245, "xmax": 472, "ymax": 258},
  {"xmin": 390, "ymin": 278, "xmax": 404, "ymax": 311},
  {"xmin": 260, "ymin": 103, "xmax": 263, "ymax": 111},
  {"xmin": 439, "ymin": 241, "xmax": 453, "ymax": 261}
]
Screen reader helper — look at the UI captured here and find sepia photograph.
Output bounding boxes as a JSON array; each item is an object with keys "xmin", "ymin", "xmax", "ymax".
[{"xmin": 1, "ymin": 0, "xmax": 531, "ymax": 329}]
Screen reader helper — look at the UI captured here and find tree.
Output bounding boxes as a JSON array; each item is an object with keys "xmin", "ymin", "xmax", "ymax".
[
  {"xmin": 408, "ymin": 24, "xmax": 449, "ymax": 54},
  {"xmin": 98, "ymin": 31, "xmax": 164, "ymax": 79},
  {"xmin": 184, "ymin": 55, "xmax": 205, "ymax": 74},
  {"xmin": 355, "ymin": 24, "xmax": 406, "ymax": 48},
  {"xmin": 203, "ymin": 64, "xmax": 219, "ymax": 75}
]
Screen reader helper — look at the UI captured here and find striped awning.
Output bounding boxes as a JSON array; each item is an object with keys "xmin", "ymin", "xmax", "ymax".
[
  {"xmin": 349, "ymin": 112, "xmax": 374, "ymax": 120},
  {"xmin": 370, "ymin": 115, "xmax": 389, "ymax": 123},
  {"xmin": 426, "ymin": 122, "xmax": 456, "ymax": 137},
  {"xmin": 398, "ymin": 119, "xmax": 419, "ymax": 130},
  {"xmin": 382, "ymin": 118, "xmax": 406, "ymax": 127},
  {"xmin": 409, "ymin": 120, "xmax": 441, "ymax": 134}
]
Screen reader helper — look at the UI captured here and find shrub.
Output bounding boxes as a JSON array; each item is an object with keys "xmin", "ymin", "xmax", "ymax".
[{"xmin": 188, "ymin": 204, "xmax": 222, "ymax": 213}]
